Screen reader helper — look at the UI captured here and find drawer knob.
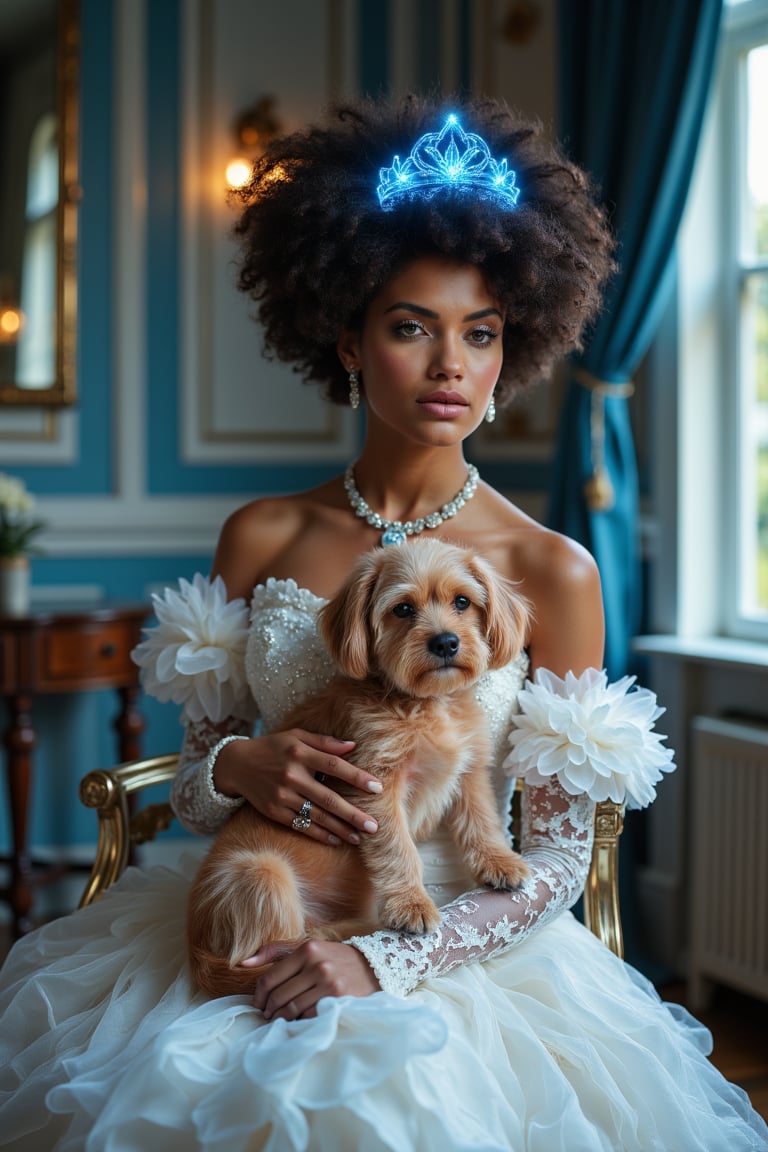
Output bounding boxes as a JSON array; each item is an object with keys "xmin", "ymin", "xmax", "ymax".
[{"xmin": 100, "ymin": 643, "xmax": 116, "ymax": 658}]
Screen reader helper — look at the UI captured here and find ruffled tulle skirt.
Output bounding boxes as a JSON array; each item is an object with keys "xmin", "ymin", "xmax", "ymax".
[{"xmin": 1, "ymin": 860, "xmax": 766, "ymax": 1152}]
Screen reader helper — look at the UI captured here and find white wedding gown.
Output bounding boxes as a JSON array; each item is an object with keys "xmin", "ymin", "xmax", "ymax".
[{"xmin": 1, "ymin": 578, "xmax": 766, "ymax": 1151}]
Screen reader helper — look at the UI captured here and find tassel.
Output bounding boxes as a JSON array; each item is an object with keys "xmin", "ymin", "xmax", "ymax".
[
  {"xmin": 584, "ymin": 466, "xmax": 615, "ymax": 511},
  {"xmin": 574, "ymin": 370, "xmax": 635, "ymax": 514}
]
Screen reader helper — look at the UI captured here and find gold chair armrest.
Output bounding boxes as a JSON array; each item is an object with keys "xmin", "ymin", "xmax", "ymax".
[
  {"xmin": 583, "ymin": 799, "xmax": 625, "ymax": 958},
  {"xmin": 78, "ymin": 763, "xmax": 625, "ymax": 959},
  {"xmin": 78, "ymin": 754, "xmax": 179, "ymax": 908}
]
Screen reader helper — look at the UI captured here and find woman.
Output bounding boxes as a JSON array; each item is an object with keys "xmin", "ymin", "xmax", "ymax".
[{"xmin": 1, "ymin": 96, "xmax": 766, "ymax": 1151}]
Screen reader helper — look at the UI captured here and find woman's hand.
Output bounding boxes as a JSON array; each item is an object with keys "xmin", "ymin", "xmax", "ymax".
[
  {"xmin": 244, "ymin": 940, "xmax": 381, "ymax": 1020},
  {"xmin": 213, "ymin": 729, "xmax": 382, "ymax": 846}
]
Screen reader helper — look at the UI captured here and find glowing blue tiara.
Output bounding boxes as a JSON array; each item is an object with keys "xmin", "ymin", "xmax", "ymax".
[{"xmin": 377, "ymin": 114, "xmax": 520, "ymax": 211}]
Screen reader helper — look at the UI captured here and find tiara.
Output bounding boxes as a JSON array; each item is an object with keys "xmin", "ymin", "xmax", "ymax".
[{"xmin": 377, "ymin": 114, "xmax": 520, "ymax": 211}]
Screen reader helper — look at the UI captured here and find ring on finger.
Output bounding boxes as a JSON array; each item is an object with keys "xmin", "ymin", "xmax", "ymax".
[{"xmin": 291, "ymin": 799, "xmax": 313, "ymax": 831}]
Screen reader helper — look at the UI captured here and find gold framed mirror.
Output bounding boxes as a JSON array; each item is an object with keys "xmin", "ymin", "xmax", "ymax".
[{"xmin": 0, "ymin": 0, "xmax": 79, "ymax": 406}]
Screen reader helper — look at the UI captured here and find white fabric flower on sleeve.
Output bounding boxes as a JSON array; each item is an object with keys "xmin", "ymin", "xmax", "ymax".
[
  {"xmin": 131, "ymin": 573, "xmax": 256, "ymax": 723},
  {"xmin": 503, "ymin": 667, "xmax": 675, "ymax": 808}
]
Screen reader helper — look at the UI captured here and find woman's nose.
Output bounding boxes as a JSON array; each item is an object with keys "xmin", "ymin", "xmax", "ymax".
[{"xmin": 429, "ymin": 337, "xmax": 463, "ymax": 379}]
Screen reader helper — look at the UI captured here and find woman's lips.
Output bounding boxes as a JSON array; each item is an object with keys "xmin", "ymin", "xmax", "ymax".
[{"xmin": 417, "ymin": 391, "xmax": 469, "ymax": 419}]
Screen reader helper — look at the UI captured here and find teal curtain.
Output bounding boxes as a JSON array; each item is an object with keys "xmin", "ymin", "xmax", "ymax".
[{"xmin": 549, "ymin": 0, "xmax": 723, "ymax": 678}]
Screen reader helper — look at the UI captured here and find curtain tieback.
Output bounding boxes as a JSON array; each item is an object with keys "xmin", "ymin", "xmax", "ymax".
[{"xmin": 574, "ymin": 369, "xmax": 635, "ymax": 512}]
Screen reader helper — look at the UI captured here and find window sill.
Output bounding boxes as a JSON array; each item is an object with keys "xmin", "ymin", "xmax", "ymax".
[{"xmin": 634, "ymin": 634, "xmax": 768, "ymax": 671}]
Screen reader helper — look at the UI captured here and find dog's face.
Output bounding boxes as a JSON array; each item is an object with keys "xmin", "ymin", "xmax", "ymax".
[{"xmin": 320, "ymin": 538, "xmax": 530, "ymax": 698}]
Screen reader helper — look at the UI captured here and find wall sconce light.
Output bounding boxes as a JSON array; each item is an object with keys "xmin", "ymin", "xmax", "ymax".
[
  {"xmin": 225, "ymin": 95, "xmax": 282, "ymax": 190},
  {"xmin": 0, "ymin": 278, "xmax": 24, "ymax": 345},
  {"xmin": 0, "ymin": 306, "xmax": 24, "ymax": 344}
]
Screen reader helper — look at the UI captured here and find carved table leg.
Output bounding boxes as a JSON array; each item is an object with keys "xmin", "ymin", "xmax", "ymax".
[
  {"xmin": 4, "ymin": 693, "xmax": 36, "ymax": 937},
  {"xmin": 114, "ymin": 684, "xmax": 144, "ymax": 764}
]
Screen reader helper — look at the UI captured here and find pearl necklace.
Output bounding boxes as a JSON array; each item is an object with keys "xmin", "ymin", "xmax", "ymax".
[{"xmin": 343, "ymin": 463, "xmax": 480, "ymax": 546}]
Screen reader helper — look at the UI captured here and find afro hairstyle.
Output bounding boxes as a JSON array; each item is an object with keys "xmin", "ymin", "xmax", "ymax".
[{"xmin": 233, "ymin": 93, "xmax": 616, "ymax": 408}]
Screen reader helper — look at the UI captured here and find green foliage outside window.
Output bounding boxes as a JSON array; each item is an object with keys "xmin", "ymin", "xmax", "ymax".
[{"xmin": 757, "ymin": 206, "xmax": 768, "ymax": 404}]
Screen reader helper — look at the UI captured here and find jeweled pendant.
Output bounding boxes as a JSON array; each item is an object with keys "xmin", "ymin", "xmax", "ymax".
[{"xmin": 381, "ymin": 527, "xmax": 406, "ymax": 546}]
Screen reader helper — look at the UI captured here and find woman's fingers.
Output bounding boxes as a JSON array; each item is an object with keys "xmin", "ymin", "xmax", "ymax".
[
  {"xmin": 298, "ymin": 732, "xmax": 383, "ymax": 795},
  {"xmin": 251, "ymin": 941, "xmax": 380, "ymax": 1019},
  {"xmin": 280, "ymin": 793, "xmax": 374, "ymax": 846},
  {"xmin": 240, "ymin": 940, "xmax": 296, "ymax": 969},
  {"xmin": 251, "ymin": 947, "xmax": 306, "ymax": 1013},
  {"xmin": 284, "ymin": 731, "xmax": 382, "ymax": 843},
  {"xmin": 261, "ymin": 974, "xmax": 320, "ymax": 1022},
  {"xmin": 283, "ymin": 799, "xmax": 352, "ymax": 846},
  {"xmin": 221, "ymin": 729, "xmax": 382, "ymax": 844},
  {"xmin": 310, "ymin": 782, "xmax": 379, "ymax": 836}
]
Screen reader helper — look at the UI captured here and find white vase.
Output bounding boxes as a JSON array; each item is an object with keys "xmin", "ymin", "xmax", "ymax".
[{"xmin": 0, "ymin": 555, "xmax": 31, "ymax": 616}]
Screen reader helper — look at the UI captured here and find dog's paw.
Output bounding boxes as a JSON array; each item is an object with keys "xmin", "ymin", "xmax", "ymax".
[
  {"xmin": 474, "ymin": 849, "xmax": 530, "ymax": 890},
  {"xmin": 381, "ymin": 890, "xmax": 442, "ymax": 935}
]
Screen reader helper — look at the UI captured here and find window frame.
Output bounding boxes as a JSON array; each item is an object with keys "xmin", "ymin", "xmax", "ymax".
[{"xmin": 720, "ymin": 0, "xmax": 768, "ymax": 640}]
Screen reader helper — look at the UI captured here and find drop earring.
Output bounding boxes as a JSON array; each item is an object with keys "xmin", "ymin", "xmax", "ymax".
[
  {"xmin": 485, "ymin": 392, "xmax": 496, "ymax": 424},
  {"xmin": 348, "ymin": 369, "xmax": 360, "ymax": 410}
]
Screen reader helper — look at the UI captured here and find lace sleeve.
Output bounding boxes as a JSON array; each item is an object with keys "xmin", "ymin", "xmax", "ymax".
[
  {"xmin": 348, "ymin": 667, "xmax": 675, "ymax": 997},
  {"xmin": 348, "ymin": 778, "xmax": 594, "ymax": 997},
  {"xmin": 171, "ymin": 715, "xmax": 254, "ymax": 835}
]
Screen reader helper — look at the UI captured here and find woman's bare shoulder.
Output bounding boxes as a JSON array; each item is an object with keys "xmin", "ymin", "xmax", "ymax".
[
  {"xmin": 211, "ymin": 492, "xmax": 313, "ymax": 600},
  {"xmin": 478, "ymin": 488, "xmax": 598, "ymax": 593},
  {"xmin": 505, "ymin": 519, "xmax": 605, "ymax": 675},
  {"xmin": 514, "ymin": 523, "xmax": 600, "ymax": 591}
]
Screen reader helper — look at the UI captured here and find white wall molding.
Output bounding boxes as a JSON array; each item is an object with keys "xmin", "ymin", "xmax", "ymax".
[
  {"xmin": 30, "ymin": 487, "xmax": 557, "ymax": 558},
  {"xmin": 179, "ymin": 0, "xmax": 358, "ymax": 465},
  {"xmin": 0, "ymin": 406, "xmax": 77, "ymax": 462},
  {"xmin": 114, "ymin": 0, "xmax": 147, "ymax": 501},
  {"xmin": 35, "ymin": 494, "xmax": 247, "ymax": 556}
]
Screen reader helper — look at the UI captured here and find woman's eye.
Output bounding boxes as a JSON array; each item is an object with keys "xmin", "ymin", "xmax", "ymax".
[
  {"xmin": 394, "ymin": 320, "xmax": 426, "ymax": 339},
  {"xmin": 392, "ymin": 602, "xmax": 415, "ymax": 619},
  {"xmin": 454, "ymin": 595, "xmax": 471, "ymax": 612},
  {"xmin": 467, "ymin": 326, "xmax": 499, "ymax": 346}
]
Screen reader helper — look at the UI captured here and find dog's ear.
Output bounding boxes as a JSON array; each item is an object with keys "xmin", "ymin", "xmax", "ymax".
[
  {"xmin": 319, "ymin": 551, "xmax": 383, "ymax": 679},
  {"xmin": 467, "ymin": 554, "xmax": 531, "ymax": 670}
]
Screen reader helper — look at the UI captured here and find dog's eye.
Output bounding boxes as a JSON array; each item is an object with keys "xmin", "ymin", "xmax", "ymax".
[
  {"xmin": 454, "ymin": 595, "xmax": 471, "ymax": 613},
  {"xmin": 392, "ymin": 602, "xmax": 415, "ymax": 619}
]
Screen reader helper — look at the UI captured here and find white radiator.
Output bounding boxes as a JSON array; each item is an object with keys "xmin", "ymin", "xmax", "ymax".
[{"xmin": 688, "ymin": 716, "xmax": 768, "ymax": 1010}]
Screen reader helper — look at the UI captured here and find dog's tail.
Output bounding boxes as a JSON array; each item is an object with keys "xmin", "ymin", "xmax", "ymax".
[
  {"xmin": 188, "ymin": 850, "xmax": 307, "ymax": 998},
  {"xmin": 187, "ymin": 949, "xmax": 278, "ymax": 998}
]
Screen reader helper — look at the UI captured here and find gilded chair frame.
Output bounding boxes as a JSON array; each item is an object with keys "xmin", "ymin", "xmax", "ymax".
[{"xmin": 78, "ymin": 756, "xmax": 625, "ymax": 958}]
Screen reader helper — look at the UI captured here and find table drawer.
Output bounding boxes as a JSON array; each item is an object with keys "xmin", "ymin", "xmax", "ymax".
[{"xmin": 38, "ymin": 620, "xmax": 140, "ymax": 688}]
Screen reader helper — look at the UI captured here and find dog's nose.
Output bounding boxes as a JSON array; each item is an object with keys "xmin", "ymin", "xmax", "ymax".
[{"xmin": 428, "ymin": 632, "xmax": 460, "ymax": 661}]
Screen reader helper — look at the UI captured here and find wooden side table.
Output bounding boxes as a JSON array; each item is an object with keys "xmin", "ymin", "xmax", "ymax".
[{"xmin": 0, "ymin": 604, "xmax": 149, "ymax": 937}]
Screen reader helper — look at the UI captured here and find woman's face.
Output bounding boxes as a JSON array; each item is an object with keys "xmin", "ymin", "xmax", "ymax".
[{"xmin": 339, "ymin": 256, "xmax": 504, "ymax": 445}]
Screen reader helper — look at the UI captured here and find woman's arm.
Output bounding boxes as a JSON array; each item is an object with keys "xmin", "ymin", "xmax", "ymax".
[
  {"xmin": 173, "ymin": 714, "xmax": 383, "ymax": 845},
  {"xmin": 347, "ymin": 775, "xmax": 594, "ymax": 995},
  {"xmin": 248, "ymin": 774, "xmax": 596, "ymax": 1015},
  {"xmin": 171, "ymin": 716, "xmax": 251, "ymax": 835}
]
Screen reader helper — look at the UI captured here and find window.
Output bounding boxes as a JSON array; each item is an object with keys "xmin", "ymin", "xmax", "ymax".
[
  {"xmin": 664, "ymin": 0, "xmax": 768, "ymax": 644},
  {"xmin": 722, "ymin": 0, "xmax": 768, "ymax": 634}
]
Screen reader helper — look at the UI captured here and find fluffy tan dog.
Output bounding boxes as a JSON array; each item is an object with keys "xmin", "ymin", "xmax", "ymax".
[{"xmin": 188, "ymin": 537, "xmax": 531, "ymax": 997}]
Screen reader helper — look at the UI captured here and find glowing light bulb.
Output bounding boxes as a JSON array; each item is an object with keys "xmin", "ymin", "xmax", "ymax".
[
  {"xmin": 225, "ymin": 156, "xmax": 253, "ymax": 190},
  {"xmin": 0, "ymin": 306, "xmax": 23, "ymax": 343}
]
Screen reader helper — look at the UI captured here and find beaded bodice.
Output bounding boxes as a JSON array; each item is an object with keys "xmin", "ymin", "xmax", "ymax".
[{"xmin": 245, "ymin": 577, "xmax": 530, "ymax": 860}]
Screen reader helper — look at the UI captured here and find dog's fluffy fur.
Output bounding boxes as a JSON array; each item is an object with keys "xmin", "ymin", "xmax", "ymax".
[{"xmin": 188, "ymin": 538, "xmax": 531, "ymax": 997}]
